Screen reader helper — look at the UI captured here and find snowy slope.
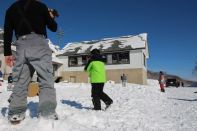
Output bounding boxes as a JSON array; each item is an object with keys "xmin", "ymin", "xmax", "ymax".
[{"xmin": 0, "ymin": 80, "xmax": 197, "ymax": 131}]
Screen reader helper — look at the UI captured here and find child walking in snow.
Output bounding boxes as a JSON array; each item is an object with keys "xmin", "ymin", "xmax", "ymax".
[{"xmin": 84, "ymin": 49, "xmax": 113, "ymax": 110}]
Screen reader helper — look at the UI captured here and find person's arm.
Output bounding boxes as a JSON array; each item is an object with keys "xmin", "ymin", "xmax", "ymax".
[
  {"xmin": 86, "ymin": 62, "xmax": 92, "ymax": 73},
  {"xmin": 84, "ymin": 60, "xmax": 92, "ymax": 71},
  {"xmin": 4, "ymin": 9, "xmax": 14, "ymax": 67},
  {"xmin": 43, "ymin": 4, "xmax": 57, "ymax": 32},
  {"xmin": 4, "ymin": 9, "xmax": 13, "ymax": 56}
]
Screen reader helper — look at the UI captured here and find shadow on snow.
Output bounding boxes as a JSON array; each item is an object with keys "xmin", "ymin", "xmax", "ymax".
[
  {"xmin": 1, "ymin": 101, "xmax": 39, "ymax": 118},
  {"xmin": 61, "ymin": 99, "xmax": 91, "ymax": 110},
  {"xmin": 1, "ymin": 100, "xmax": 92, "ymax": 118},
  {"xmin": 168, "ymin": 98, "xmax": 197, "ymax": 102},
  {"xmin": 1, "ymin": 107, "xmax": 8, "ymax": 117},
  {"xmin": 27, "ymin": 101, "xmax": 39, "ymax": 118}
]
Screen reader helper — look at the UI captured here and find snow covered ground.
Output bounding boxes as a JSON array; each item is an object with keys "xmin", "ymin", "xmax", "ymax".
[{"xmin": 0, "ymin": 80, "xmax": 196, "ymax": 131}]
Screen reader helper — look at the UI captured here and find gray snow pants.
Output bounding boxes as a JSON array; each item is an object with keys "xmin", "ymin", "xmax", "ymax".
[{"xmin": 8, "ymin": 33, "xmax": 57, "ymax": 116}]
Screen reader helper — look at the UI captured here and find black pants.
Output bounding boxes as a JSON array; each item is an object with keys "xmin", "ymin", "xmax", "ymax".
[{"xmin": 91, "ymin": 83, "xmax": 113, "ymax": 110}]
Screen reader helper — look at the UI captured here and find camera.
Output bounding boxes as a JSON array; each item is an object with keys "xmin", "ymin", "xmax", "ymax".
[{"xmin": 48, "ymin": 8, "xmax": 59, "ymax": 17}]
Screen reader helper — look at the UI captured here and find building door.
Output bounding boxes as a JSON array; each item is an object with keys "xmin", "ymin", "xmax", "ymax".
[{"xmin": 70, "ymin": 76, "xmax": 76, "ymax": 83}]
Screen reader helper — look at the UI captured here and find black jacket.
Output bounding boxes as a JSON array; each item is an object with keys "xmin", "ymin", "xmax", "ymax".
[{"xmin": 4, "ymin": 0, "xmax": 57, "ymax": 56}]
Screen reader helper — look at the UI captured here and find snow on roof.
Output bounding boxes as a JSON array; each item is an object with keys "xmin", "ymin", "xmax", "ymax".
[
  {"xmin": 0, "ymin": 29, "xmax": 3, "ymax": 41},
  {"xmin": 52, "ymin": 56, "xmax": 63, "ymax": 64},
  {"xmin": 47, "ymin": 39, "xmax": 63, "ymax": 64},
  {"xmin": 0, "ymin": 28, "xmax": 3, "ymax": 33},
  {"xmin": 60, "ymin": 33, "xmax": 148, "ymax": 56},
  {"xmin": 47, "ymin": 39, "xmax": 61, "ymax": 54}
]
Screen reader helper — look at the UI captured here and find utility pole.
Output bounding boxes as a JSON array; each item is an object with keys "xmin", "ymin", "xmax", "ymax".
[{"xmin": 56, "ymin": 27, "xmax": 64, "ymax": 46}]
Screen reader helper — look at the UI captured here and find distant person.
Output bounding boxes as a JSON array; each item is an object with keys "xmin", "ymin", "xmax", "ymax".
[
  {"xmin": 84, "ymin": 49, "xmax": 113, "ymax": 110},
  {"xmin": 8, "ymin": 73, "xmax": 13, "ymax": 84},
  {"xmin": 158, "ymin": 71, "xmax": 165, "ymax": 92},
  {"xmin": 121, "ymin": 73, "xmax": 127, "ymax": 87},
  {"xmin": 4, "ymin": 0, "xmax": 58, "ymax": 123},
  {"xmin": 176, "ymin": 80, "xmax": 180, "ymax": 87},
  {"xmin": 0, "ymin": 70, "xmax": 3, "ymax": 86},
  {"xmin": 0, "ymin": 70, "xmax": 3, "ymax": 82},
  {"xmin": 181, "ymin": 81, "xmax": 184, "ymax": 87},
  {"xmin": 7, "ymin": 73, "xmax": 14, "ymax": 91}
]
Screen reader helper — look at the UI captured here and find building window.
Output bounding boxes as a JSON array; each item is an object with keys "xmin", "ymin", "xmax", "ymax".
[
  {"xmin": 106, "ymin": 54, "xmax": 112, "ymax": 64},
  {"xmin": 69, "ymin": 55, "xmax": 89, "ymax": 67},
  {"xmin": 118, "ymin": 52, "xmax": 130, "ymax": 64},
  {"xmin": 82, "ymin": 55, "xmax": 88, "ymax": 65},
  {"xmin": 69, "ymin": 57, "xmax": 78, "ymax": 67},
  {"xmin": 102, "ymin": 55, "xmax": 107, "ymax": 63},
  {"xmin": 70, "ymin": 76, "xmax": 76, "ymax": 83},
  {"xmin": 143, "ymin": 54, "xmax": 146, "ymax": 67},
  {"xmin": 112, "ymin": 53, "xmax": 118, "ymax": 64},
  {"xmin": 106, "ymin": 51, "xmax": 130, "ymax": 64},
  {"xmin": 77, "ymin": 57, "xmax": 83, "ymax": 66},
  {"xmin": 68, "ymin": 51, "xmax": 130, "ymax": 67}
]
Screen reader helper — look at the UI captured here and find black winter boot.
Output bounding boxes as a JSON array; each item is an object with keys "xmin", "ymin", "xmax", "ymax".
[{"xmin": 92, "ymin": 98, "xmax": 101, "ymax": 110}]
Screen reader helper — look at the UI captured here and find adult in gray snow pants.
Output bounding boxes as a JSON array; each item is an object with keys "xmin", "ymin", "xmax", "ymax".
[
  {"xmin": 4, "ymin": 0, "xmax": 58, "ymax": 121},
  {"xmin": 9, "ymin": 34, "xmax": 57, "ymax": 116}
]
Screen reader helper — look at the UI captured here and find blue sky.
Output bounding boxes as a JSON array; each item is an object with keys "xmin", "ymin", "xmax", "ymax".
[{"xmin": 0, "ymin": 0, "xmax": 197, "ymax": 81}]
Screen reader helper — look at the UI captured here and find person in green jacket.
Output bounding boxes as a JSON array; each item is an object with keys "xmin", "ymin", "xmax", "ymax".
[{"xmin": 84, "ymin": 49, "xmax": 113, "ymax": 110}]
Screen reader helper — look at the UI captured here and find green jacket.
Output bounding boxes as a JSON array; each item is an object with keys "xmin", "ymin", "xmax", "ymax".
[{"xmin": 86, "ymin": 61, "xmax": 106, "ymax": 83}]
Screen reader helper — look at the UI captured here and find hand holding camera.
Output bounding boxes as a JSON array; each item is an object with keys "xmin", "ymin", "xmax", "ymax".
[{"xmin": 48, "ymin": 8, "xmax": 59, "ymax": 18}]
